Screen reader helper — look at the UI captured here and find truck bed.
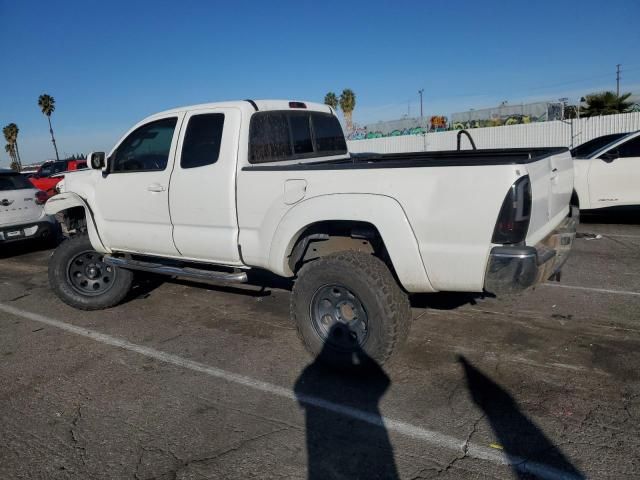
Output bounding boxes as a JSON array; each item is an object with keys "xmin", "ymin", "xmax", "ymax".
[
  {"xmin": 243, "ymin": 147, "xmax": 570, "ymax": 170},
  {"xmin": 238, "ymin": 145, "xmax": 573, "ymax": 292}
]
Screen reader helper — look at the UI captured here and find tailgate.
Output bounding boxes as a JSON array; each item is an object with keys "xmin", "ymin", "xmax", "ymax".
[{"xmin": 525, "ymin": 149, "xmax": 573, "ymax": 245}]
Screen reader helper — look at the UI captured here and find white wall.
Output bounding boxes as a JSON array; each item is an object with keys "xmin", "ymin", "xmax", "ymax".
[{"xmin": 347, "ymin": 111, "xmax": 640, "ymax": 153}]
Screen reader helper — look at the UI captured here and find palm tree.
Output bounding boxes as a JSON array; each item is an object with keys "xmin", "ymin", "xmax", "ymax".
[
  {"xmin": 2, "ymin": 124, "xmax": 21, "ymax": 170},
  {"xmin": 9, "ymin": 123, "xmax": 22, "ymax": 167},
  {"xmin": 580, "ymin": 91, "xmax": 633, "ymax": 117},
  {"xmin": 5, "ymin": 143, "xmax": 18, "ymax": 169},
  {"xmin": 324, "ymin": 92, "xmax": 338, "ymax": 110},
  {"xmin": 339, "ymin": 89, "xmax": 356, "ymax": 132},
  {"xmin": 38, "ymin": 93, "xmax": 60, "ymax": 160}
]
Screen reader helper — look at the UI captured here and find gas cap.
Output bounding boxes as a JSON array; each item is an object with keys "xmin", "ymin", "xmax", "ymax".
[{"xmin": 284, "ymin": 179, "xmax": 308, "ymax": 205}]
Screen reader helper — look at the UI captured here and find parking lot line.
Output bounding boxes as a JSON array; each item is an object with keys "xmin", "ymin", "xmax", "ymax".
[
  {"xmin": 601, "ymin": 233, "xmax": 640, "ymax": 239},
  {"xmin": 542, "ymin": 283, "xmax": 640, "ymax": 297},
  {"xmin": 0, "ymin": 302, "xmax": 581, "ymax": 480}
]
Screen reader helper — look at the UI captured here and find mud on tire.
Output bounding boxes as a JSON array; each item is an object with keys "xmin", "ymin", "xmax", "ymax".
[
  {"xmin": 291, "ymin": 251, "xmax": 412, "ymax": 367},
  {"xmin": 48, "ymin": 234, "xmax": 133, "ymax": 310}
]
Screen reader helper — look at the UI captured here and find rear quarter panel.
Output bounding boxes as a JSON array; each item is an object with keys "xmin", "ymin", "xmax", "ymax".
[{"xmin": 237, "ymin": 163, "xmax": 521, "ymax": 292}]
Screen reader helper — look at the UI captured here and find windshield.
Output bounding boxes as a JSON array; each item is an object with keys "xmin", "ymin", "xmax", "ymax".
[
  {"xmin": 0, "ymin": 173, "xmax": 34, "ymax": 191},
  {"xmin": 571, "ymin": 133, "xmax": 627, "ymax": 158},
  {"xmin": 39, "ymin": 161, "xmax": 67, "ymax": 177}
]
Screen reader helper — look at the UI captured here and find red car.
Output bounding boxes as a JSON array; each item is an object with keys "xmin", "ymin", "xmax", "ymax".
[{"xmin": 29, "ymin": 159, "xmax": 87, "ymax": 197}]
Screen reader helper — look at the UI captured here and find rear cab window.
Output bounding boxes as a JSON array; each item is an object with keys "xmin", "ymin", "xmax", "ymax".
[
  {"xmin": 180, "ymin": 113, "xmax": 225, "ymax": 169},
  {"xmin": 0, "ymin": 173, "xmax": 34, "ymax": 191},
  {"xmin": 249, "ymin": 111, "xmax": 347, "ymax": 164}
]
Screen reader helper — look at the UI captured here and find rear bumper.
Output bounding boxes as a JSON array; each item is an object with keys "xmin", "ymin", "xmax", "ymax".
[
  {"xmin": 484, "ymin": 207, "xmax": 578, "ymax": 294},
  {"xmin": 0, "ymin": 218, "xmax": 56, "ymax": 244}
]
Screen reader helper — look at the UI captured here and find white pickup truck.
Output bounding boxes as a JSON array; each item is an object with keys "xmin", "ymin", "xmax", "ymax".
[
  {"xmin": 45, "ymin": 99, "xmax": 576, "ymax": 365},
  {"xmin": 572, "ymin": 130, "xmax": 640, "ymax": 210}
]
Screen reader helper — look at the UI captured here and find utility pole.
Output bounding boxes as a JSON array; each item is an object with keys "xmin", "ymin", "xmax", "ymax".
[
  {"xmin": 558, "ymin": 97, "xmax": 568, "ymax": 120},
  {"xmin": 418, "ymin": 89, "xmax": 424, "ymax": 120},
  {"xmin": 616, "ymin": 64, "xmax": 621, "ymax": 97}
]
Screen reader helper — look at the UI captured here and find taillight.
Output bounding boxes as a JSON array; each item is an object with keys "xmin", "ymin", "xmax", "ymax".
[
  {"xmin": 492, "ymin": 176, "xmax": 531, "ymax": 244},
  {"xmin": 35, "ymin": 190, "xmax": 48, "ymax": 205},
  {"xmin": 289, "ymin": 101, "xmax": 307, "ymax": 109}
]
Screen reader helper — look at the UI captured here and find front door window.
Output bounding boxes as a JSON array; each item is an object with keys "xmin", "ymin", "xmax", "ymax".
[{"xmin": 111, "ymin": 118, "xmax": 177, "ymax": 172}]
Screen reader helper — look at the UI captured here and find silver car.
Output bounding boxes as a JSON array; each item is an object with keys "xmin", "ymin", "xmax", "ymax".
[{"xmin": 0, "ymin": 169, "xmax": 56, "ymax": 244}]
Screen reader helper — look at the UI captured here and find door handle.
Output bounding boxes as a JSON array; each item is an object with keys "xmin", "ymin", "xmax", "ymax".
[{"xmin": 147, "ymin": 184, "xmax": 166, "ymax": 192}]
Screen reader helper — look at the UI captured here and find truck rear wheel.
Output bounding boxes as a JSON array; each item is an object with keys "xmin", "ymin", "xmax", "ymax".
[
  {"xmin": 49, "ymin": 234, "xmax": 133, "ymax": 310},
  {"xmin": 291, "ymin": 251, "xmax": 412, "ymax": 367}
]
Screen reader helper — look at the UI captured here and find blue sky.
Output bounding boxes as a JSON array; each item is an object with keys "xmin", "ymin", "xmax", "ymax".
[{"xmin": 1, "ymin": 0, "xmax": 639, "ymax": 166}]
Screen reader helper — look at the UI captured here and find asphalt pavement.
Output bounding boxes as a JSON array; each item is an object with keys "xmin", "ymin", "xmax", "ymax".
[{"xmin": 1, "ymin": 212, "xmax": 639, "ymax": 479}]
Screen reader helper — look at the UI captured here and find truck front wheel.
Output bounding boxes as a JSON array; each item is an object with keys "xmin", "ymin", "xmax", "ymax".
[
  {"xmin": 49, "ymin": 234, "xmax": 133, "ymax": 310},
  {"xmin": 291, "ymin": 251, "xmax": 412, "ymax": 367}
]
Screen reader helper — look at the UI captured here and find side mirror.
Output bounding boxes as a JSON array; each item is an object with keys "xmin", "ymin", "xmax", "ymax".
[
  {"xmin": 599, "ymin": 150, "xmax": 619, "ymax": 163},
  {"xmin": 89, "ymin": 152, "xmax": 106, "ymax": 169}
]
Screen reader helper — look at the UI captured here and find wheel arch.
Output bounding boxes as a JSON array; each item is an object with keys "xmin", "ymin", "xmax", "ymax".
[
  {"xmin": 44, "ymin": 193, "xmax": 110, "ymax": 253},
  {"xmin": 286, "ymin": 220, "xmax": 386, "ymax": 273},
  {"xmin": 268, "ymin": 193, "xmax": 434, "ymax": 293}
]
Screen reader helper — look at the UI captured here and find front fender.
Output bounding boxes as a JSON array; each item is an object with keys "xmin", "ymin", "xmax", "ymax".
[
  {"xmin": 269, "ymin": 193, "xmax": 434, "ymax": 293},
  {"xmin": 45, "ymin": 193, "xmax": 110, "ymax": 253}
]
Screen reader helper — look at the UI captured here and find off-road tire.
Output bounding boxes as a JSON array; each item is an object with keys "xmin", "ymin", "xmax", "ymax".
[
  {"xmin": 49, "ymin": 234, "xmax": 133, "ymax": 310},
  {"xmin": 291, "ymin": 251, "xmax": 412, "ymax": 367}
]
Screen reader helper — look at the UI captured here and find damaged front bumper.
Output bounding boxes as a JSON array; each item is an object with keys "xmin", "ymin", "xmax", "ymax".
[{"xmin": 484, "ymin": 207, "xmax": 578, "ymax": 295}]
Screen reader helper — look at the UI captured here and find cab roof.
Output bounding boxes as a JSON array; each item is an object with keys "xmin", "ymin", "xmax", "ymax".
[{"xmin": 152, "ymin": 99, "xmax": 334, "ymax": 117}]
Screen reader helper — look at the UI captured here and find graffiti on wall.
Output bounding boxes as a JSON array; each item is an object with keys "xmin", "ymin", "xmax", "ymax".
[
  {"xmin": 347, "ymin": 126, "xmax": 427, "ymax": 140},
  {"xmin": 450, "ymin": 102, "xmax": 562, "ymax": 129},
  {"xmin": 430, "ymin": 116, "xmax": 448, "ymax": 131},
  {"xmin": 451, "ymin": 114, "xmax": 540, "ymax": 130},
  {"xmin": 346, "ymin": 116, "xmax": 448, "ymax": 140}
]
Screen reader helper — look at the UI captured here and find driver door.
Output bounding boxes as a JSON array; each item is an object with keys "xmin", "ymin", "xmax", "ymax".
[
  {"xmin": 93, "ymin": 113, "xmax": 184, "ymax": 256},
  {"xmin": 589, "ymin": 135, "xmax": 640, "ymax": 208}
]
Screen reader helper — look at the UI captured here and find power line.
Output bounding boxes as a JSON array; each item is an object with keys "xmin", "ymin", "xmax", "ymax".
[{"xmin": 424, "ymin": 66, "xmax": 640, "ymax": 101}]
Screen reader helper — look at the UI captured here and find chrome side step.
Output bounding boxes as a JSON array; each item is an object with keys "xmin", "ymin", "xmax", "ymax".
[{"xmin": 103, "ymin": 255, "xmax": 248, "ymax": 283}]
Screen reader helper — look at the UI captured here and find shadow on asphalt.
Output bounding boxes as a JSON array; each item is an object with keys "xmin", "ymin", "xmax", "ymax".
[
  {"xmin": 0, "ymin": 237, "xmax": 58, "ymax": 259},
  {"xmin": 410, "ymin": 291, "xmax": 495, "ymax": 310},
  {"xmin": 458, "ymin": 356, "xmax": 584, "ymax": 479},
  {"xmin": 124, "ymin": 267, "xmax": 493, "ymax": 318},
  {"xmin": 126, "ymin": 268, "xmax": 492, "ymax": 315},
  {"xmin": 294, "ymin": 334, "xmax": 399, "ymax": 480},
  {"xmin": 580, "ymin": 207, "xmax": 640, "ymax": 225}
]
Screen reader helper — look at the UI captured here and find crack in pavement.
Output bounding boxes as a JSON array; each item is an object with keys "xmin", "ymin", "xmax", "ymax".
[
  {"xmin": 0, "ymin": 302, "xmax": 594, "ymax": 480},
  {"xmin": 67, "ymin": 402, "xmax": 89, "ymax": 472},
  {"xmin": 409, "ymin": 413, "xmax": 487, "ymax": 479},
  {"xmin": 133, "ymin": 426, "xmax": 290, "ymax": 480}
]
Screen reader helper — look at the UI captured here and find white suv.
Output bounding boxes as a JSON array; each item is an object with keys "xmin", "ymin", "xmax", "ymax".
[
  {"xmin": 572, "ymin": 130, "xmax": 640, "ymax": 209},
  {"xmin": 0, "ymin": 169, "xmax": 56, "ymax": 245}
]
